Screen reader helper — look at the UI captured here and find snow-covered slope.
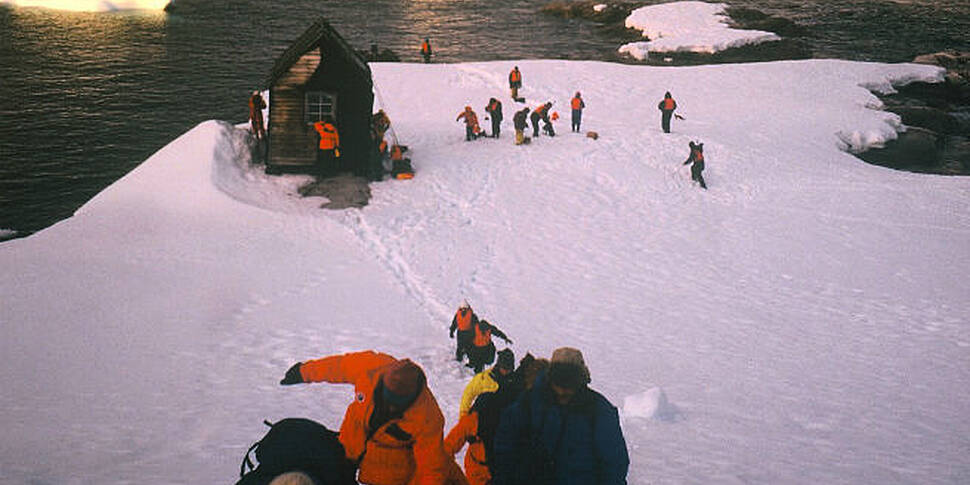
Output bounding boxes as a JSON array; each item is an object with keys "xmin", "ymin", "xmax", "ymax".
[{"xmin": 2, "ymin": 59, "xmax": 968, "ymax": 485}]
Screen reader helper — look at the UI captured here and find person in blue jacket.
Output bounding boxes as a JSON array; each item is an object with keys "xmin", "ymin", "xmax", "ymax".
[{"xmin": 492, "ymin": 347, "xmax": 629, "ymax": 485}]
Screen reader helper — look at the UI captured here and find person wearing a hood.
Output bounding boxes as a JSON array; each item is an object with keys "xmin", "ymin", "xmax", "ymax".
[
  {"xmin": 449, "ymin": 301, "xmax": 479, "ymax": 363},
  {"xmin": 512, "ymin": 107, "xmax": 530, "ymax": 145},
  {"xmin": 280, "ymin": 351, "xmax": 468, "ymax": 485},
  {"xmin": 492, "ymin": 347, "xmax": 629, "ymax": 485}
]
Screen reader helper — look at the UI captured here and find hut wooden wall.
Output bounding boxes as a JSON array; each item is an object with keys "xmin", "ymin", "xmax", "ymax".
[{"xmin": 268, "ymin": 49, "xmax": 322, "ymax": 168}]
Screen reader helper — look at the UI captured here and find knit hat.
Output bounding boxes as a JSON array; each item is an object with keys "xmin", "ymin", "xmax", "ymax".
[
  {"xmin": 382, "ymin": 359, "xmax": 426, "ymax": 405},
  {"xmin": 496, "ymin": 348, "xmax": 515, "ymax": 371},
  {"xmin": 548, "ymin": 347, "xmax": 591, "ymax": 389}
]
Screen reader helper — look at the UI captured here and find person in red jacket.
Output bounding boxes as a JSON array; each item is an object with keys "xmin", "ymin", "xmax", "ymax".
[
  {"xmin": 280, "ymin": 351, "xmax": 468, "ymax": 485},
  {"xmin": 683, "ymin": 141, "xmax": 707, "ymax": 189},
  {"xmin": 313, "ymin": 116, "xmax": 340, "ymax": 177},
  {"xmin": 570, "ymin": 91, "xmax": 585, "ymax": 133},
  {"xmin": 657, "ymin": 91, "xmax": 677, "ymax": 133}
]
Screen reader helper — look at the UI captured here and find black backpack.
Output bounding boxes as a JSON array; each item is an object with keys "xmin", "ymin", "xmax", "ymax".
[{"xmin": 236, "ymin": 418, "xmax": 357, "ymax": 485}]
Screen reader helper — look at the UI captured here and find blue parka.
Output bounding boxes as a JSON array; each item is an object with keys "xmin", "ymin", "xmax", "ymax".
[{"xmin": 492, "ymin": 372, "xmax": 629, "ymax": 485}]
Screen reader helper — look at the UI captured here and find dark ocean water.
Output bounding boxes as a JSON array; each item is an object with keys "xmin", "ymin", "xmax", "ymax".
[{"xmin": 1, "ymin": 0, "xmax": 968, "ymax": 239}]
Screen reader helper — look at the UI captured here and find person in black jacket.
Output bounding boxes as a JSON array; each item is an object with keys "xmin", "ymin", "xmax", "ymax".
[
  {"xmin": 512, "ymin": 107, "xmax": 530, "ymax": 145},
  {"xmin": 467, "ymin": 319, "xmax": 512, "ymax": 373},
  {"xmin": 683, "ymin": 141, "xmax": 707, "ymax": 189},
  {"xmin": 493, "ymin": 347, "xmax": 629, "ymax": 485},
  {"xmin": 657, "ymin": 91, "xmax": 677, "ymax": 133},
  {"xmin": 485, "ymin": 98, "xmax": 504, "ymax": 138}
]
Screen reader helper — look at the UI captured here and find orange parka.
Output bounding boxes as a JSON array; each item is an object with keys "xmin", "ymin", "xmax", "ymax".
[
  {"xmin": 444, "ymin": 412, "xmax": 490, "ymax": 485},
  {"xmin": 300, "ymin": 351, "xmax": 465, "ymax": 485},
  {"xmin": 313, "ymin": 121, "xmax": 340, "ymax": 150}
]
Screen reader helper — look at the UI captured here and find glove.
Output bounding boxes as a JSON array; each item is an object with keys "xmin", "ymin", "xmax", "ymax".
[
  {"xmin": 334, "ymin": 148, "xmax": 341, "ymax": 158},
  {"xmin": 504, "ymin": 338, "xmax": 513, "ymax": 344},
  {"xmin": 280, "ymin": 362, "xmax": 304, "ymax": 385},
  {"xmin": 449, "ymin": 329, "xmax": 455, "ymax": 338}
]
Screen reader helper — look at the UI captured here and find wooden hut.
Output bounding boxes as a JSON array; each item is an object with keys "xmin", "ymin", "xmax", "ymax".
[{"xmin": 265, "ymin": 18, "xmax": 374, "ymax": 176}]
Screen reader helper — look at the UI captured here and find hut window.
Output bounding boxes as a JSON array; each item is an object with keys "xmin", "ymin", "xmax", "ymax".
[{"xmin": 305, "ymin": 91, "xmax": 337, "ymax": 123}]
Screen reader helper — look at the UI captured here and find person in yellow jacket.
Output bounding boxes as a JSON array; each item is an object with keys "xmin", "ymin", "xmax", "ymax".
[
  {"xmin": 280, "ymin": 351, "xmax": 468, "ymax": 485},
  {"xmin": 459, "ymin": 349, "xmax": 514, "ymax": 416},
  {"xmin": 313, "ymin": 116, "xmax": 340, "ymax": 177}
]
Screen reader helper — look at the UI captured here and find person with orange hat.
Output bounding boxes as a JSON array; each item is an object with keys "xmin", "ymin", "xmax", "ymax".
[
  {"xmin": 280, "ymin": 351, "xmax": 468, "ymax": 485},
  {"xmin": 570, "ymin": 91, "xmax": 585, "ymax": 133},
  {"xmin": 449, "ymin": 300, "xmax": 479, "ymax": 363},
  {"xmin": 493, "ymin": 347, "xmax": 629, "ymax": 485},
  {"xmin": 456, "ymin": 106, "xmax": 482, "ymax": 141}
]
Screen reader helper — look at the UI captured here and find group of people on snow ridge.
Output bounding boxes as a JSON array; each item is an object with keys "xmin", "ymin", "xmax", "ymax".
[
  {"xmin": 248, "ymin": 56, "xmax": 706, "ymax": 188},
  {"xmin": 274, "ymin": 299, "xmax": 629, "ymax": 485}
]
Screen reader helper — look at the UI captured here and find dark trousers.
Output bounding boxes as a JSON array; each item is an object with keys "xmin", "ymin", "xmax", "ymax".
[
  {"xmin": 530, "ymin": 114, "xmax": 540, "ymax": 137},
  {"xmin": 423, "ymin": 54, "xmax": 431, "ymax": 63},
  {"xmin": 316, "ymin": 149, "xmax": 336, "ymax": 177},
  {"xmin": 571, "ymin": 110, "xmax": 582, "ymax": 132},
  {"xmin": 455, "ymin": 330, "xmax": 474, "ymax": 361},
  {"xmin": 661, "ymin": 111, "xmax": 673, "ymax": 133},
  {"xmin": 691, "ymin": 161, "xmax": 707, "ymax": 189},
  {"xmin": 491, "ymin": 117, "xmax": 501, "ymax": 138},
  {"xmin": 467, "ymin": 342, "xmax": 496, "ymax": 373},
  {"xmin": 465, "ymin": 125, "xmax": 477, "ymax": 141}
]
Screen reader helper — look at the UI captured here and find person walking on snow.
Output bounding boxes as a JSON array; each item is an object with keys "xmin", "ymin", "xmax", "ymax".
[
  {"xmin": 658, "ymin": 91, "xmax": 677, "ymax": 133},
  {"xmin": 420, "ymin": 38, "xmax": 433, "ymax": 63},
  {"xmin": 459, "ymin": 349, "xmax": 515, "ymax": 416},
  {"xmin": 312, "ymin": 116, "xmax": 340, "ymax": 178},
  {"xmin": 280, "ymin": 351, "xmax": 469, "ymax": 485},
  {"xmin": 485, "ymin": 98, "xmax": 503, "ymax": 138},
  {"xmin": 248, "ymin": 90, "xmax": 267, "ymax": 141},
  {"xmin": 683, "ymin": 141, "xmax": 707, "ymax": 189},
  {"xmin": 467, "ymin": 319, "xmax": 512, "ymax": 374},
  {"xmin": 456, "ymin": 106, "xmax": 482, "ymax": 141},
  {"xmin": 512, "ymin": 107, "xmax": 530, "ymax": 145},
  {"xmin": 450, "ymin": 301, "xmax": 479, "ymax": 363},
  {"xmin": 570, "ymin": 91, "xmax": 585, "ymax": 133},
  {"xmin": 493, "ymin": 347, "xmax": 629, "ymax": 485},
  {"xmin": 508, "ymin": 66, "xmax": 522, "ymax": 100},
  {"xmin": 530, "ymin": 102, "xmax": 553, "ymax": 138}
]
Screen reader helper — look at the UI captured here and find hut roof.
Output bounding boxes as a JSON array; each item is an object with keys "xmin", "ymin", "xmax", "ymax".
[{"xmin": 265, "ymin": 17, "xmax": 372, "ymax": 88}]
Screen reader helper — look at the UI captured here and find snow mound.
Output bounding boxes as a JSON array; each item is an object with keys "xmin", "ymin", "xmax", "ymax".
[
  {"xmin": 623, "ymin": 387, "xmax": 681, "ymax": 421},
  {"xmin": 619, "ymin": 1, "xmax": 781, "ymax": 60}
]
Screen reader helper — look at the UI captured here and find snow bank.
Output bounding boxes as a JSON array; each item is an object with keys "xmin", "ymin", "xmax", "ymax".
[
  {"xmin": 619, "ymin": 1, "xmax": 781, "ymax": 60},
  {"xmin": 0, "ymin": 0, "xmax": 169, "ymax": 11},
  {"xmin": 2, "ymin": 59, "xmax": 968, "ymax": 485}
]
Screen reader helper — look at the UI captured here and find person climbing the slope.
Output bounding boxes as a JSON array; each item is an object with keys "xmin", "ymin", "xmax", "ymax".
[
  {"xmin": 459, "ymin": 348, "xmax": 515, "ymax": 416},
  {"xmin": 280, "ymin": 350, "xmax": 468, "ymax": 485},
  {"xmin": 450, "ymin": 300, "xmax": 479, "ymax": 363},
  {"xmin": 466, "ymin": 319, "xmax": 512, "ymax": 373}
]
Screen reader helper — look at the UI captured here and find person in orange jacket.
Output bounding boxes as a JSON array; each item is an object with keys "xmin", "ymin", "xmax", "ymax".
[
  {"xmin": 683, "ymin": 141, "xmax": 707, "ymax": 189},
  {"xmin": 657, "ymin": 91, "xmax": 677, "ymax": 133},
  {"xmin": 449, "ymin": 300, "xmax": 479, "ymax": 363},
  {"xmin": 529, "ymin": 102, "xmax": 553, "ymax": 138},
  {"xmin": 421, "ymin": 38, "xmax": 433, "ymax": 63},
  {"xmin": 467, "ymin": 319, "xmax": 512, "ymax": 373},
  {"xmin": 445, "ymin": 393, "xmax": 497, "ymax": 485},
  {"xmin": 248, "ymin": 90, "xmax": 267, "ymax": 141},
  {"xmin": 484, "ymin": 98, "xmax": 503, "ymax": 139},
  {"xmin": 280, "ymin": 351, "xmax": 468, "ymax": 485},
  {"xmin": 456, "ymin": 106, "xmax": 482, "ymax": 141},
  {"xmin": 508, "ymin": 66, "xmax": 522, "ymax": 100},
  {"xmin": 313, "ymin": 116, "xmax": 340, "ymax": 177},
  {"xmin": 570, "ymin": 91, "xmax": 585, "ymax": 133}
]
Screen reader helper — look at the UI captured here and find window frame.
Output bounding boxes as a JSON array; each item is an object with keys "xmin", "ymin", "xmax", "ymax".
[{"xmin": 304, "ymin": 91, "xmax": 337, "ymax": 124}]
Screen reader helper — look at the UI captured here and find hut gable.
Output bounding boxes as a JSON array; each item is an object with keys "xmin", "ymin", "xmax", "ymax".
[{"xmin": 265, "ymin": 18, "xmax": 375, "ymax": 176}]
